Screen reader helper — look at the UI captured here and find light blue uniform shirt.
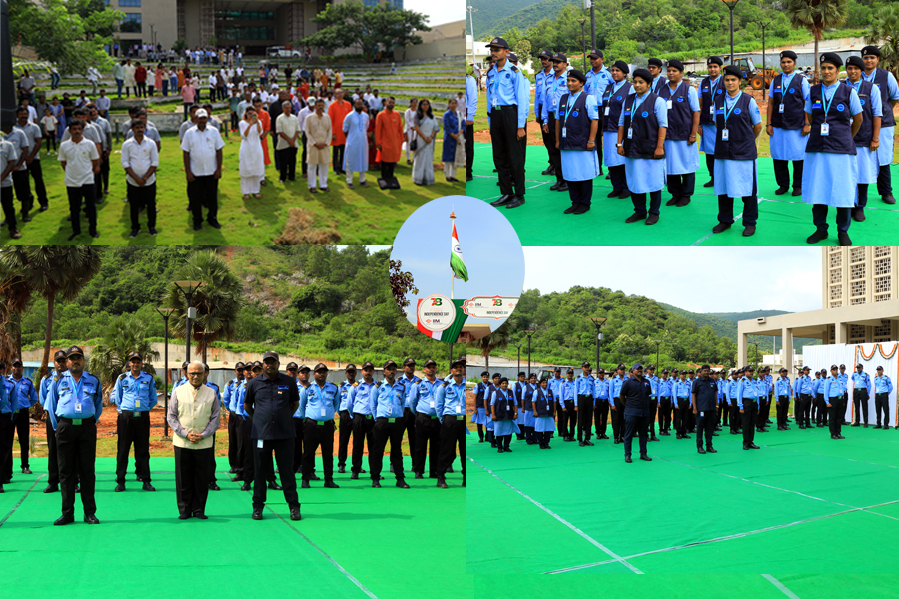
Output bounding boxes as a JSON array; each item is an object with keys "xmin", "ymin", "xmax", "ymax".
[
  {"xmin": 234, "ymin": 380, "xmax": 249, "ymax": 416},
  {"xmin": 542, "ymin": 67, "xmax": 572, "ymax": 122},
  {"xmin": 810, "ymin": 377, "xmax": 823, "ymax": 396},
  {"xmin": 113, "ymin": 371, "xmax": 158, "ymax": 412},
  {"xmin": 775, "ymin": 376, "xmax": 792, "ymax": 397},
  {"xmin": 465, "ymin": 74, "xmax": 477, "ymax": 120},
  {"xmin": 674, "ymin": 379, "xmax": 691, "ymax": 402},
  {"xmin": 7, "ymin": 375, "xmax": 38, "ymax": 410},
  {"xmin": 862, "ymin": 68, "xmax": 899, "ymax": 165},
  {"xmin": 838, "ymin": 373, "xmax": 849, "ymax": 393},
  {"xmin": 647, "ymin": 374, "xmax": 659, "ymax": 398},
  {"xmin": 534, "ymin": 68, "xmax": 550, "ymax": 121},
  {"xmin": 399, "ymin": 373, "xmax": 421, "ymax": 409},
  {"xmin": 40, "ymin": 372, "xmax": 65, "ymax": 407},
  {"xmin": 206, "ymin": 381, "xmax": 221, "ymax": 407},
  {"xmin": 222, "ymin": 377, "xmax": 242, "ymax": 412},
  {"xmin": 410, "ymin": 377, "xmax": 441, "ymax": 416},
  {"xmin": 795, "ymin": 374, "xmax": 812, "ymax": 395},
  {"xmin": 559, "ymin": 379, "xmax": 576, "ymax": 403},
  {"xmin": 435, "ymin": 378, "xmax": 466, "ymax": 422},
  {"xmin": 575, "ymin": 373, "xmax": 594, "ymax": 396},
  {"xmin": 486, "ymin": 59, "xmax": 530, "ymax": 128},
  {"xmin": 0, "ymin": 377, "xmax": 10, "ymax": 413},
  {"xmin": 45, "ymin": 370, "xmax": 104, "ymax": 430},
  {"xmin": 852, "ymin": 371, "xmax": 873, "ymax": 396},
  {"xmin": 593, "ymin": 377, "xmax": 609, "ymax": 400},
  {"xmin": 585, "ymin": 65, "xmax": 613, "ymax": 106},
  {"xmin": 548, "ymin": 376, "xmax": 563, "ymax": 400},
  {"xmin": 350, "ymin": 380, "xmax": 379, "ymax": 416},
  {"xmin": 875, "ymin": 375, "xmax": 894, "ymax": 395},
  {"xmin": 823, "ymin": 375, "xmax": 843, "ymax": 399},
  {"xmin": 371, "ymin": 379, "xmax": 405, "ymax": 419},
  {"xmin": 338, "ymin": 379, "xmax": 355, "ymax": 412},
  {"xmin": 658, "ymin": 378, "xmax": 673, "ymax": 398},
  {"xmin": 609, "ymin": 375, "xmax": 624, "ymax": 406},
  {"xmin": 300, "ymin": 381, "xmax": 339, "ymax": 421},
  {"xmin": 736, "ymin": 376, "xmax": 759, "ymax": 408}
]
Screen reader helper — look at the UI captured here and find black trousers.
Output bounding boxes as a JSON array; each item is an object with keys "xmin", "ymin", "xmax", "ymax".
[
  {"xmin": 278, "ymin": 147, "xmax": 297, "ymax": 181},
  {"xmin": 252, "ymin": 437, "xmax": 299, "ymax": 510},
  {"xmin": 67, "ymin": 185, "xmax": 97, "ymax": 236},
  {"xmin": 370, "ymin": 417, "xmax": 405, "ymax": 482},
  {"xmin": 13, "ymin": 407, "xmax": 30, "ymax": 469},
  {"xmin": 648, "ymin": 399, "xmax": 658, "ymax": 435},
  {"xmin": 127, "ymin": 183, "xmax": 156, "ymax": 230},
  {"xmin": 829, "ymin": 400, "xmax": 843, "ymax": 437},
  {"xmin": 853, "ymin": 389, "xmax": 869, "ymax": 424},
  {"xmin": 337, "ymin": 410, "xmax": 353, "ymax": 468},
  {"xmin": 465, "ymin": 123, "xmax": 474, "ymax": 179},
  {"xmin": 812, "ymin": 204, "xmax": 851, "ymax": 235},
  {"xmin": 795, "ymin": 393, "xmax": 810, "ymax": 427},
  {"xmin": 875, "ymin": 392, "xmax": 890, "ymax": 426},
  {"xmin": 816, "ymin": 395, "xmax": 828, "ymax": 425},
  {"xmin": 567, "ymin": 179, "xmax": 593, "ymax": 206},
  {"xmin": 706, "ymin": 153, "xmax": 715, "ymax": 179},
  {"xmin": 576, "ymin": 395, "xmax": 594, "ymax": 441},
  {"xmin": 351, "ymin": 413, "xmax": 374, "ymax": 474},
  {"xmin": 857, "ymin": 183, "xmax": 869, "ymax": 208},
  {"xmin": 730, "ymin": 398, "xmax": 742, "ymax": 432},
  {"xmin": 776, "ymin": 396, "xmax": 790, "ymax": 428},
  {"xmin": 596, "ymin": 116, "xmax": 604, "ymax": 171},
  {"xmin": 414, "ymin": 413, "xmax": 440, "ymax": 476},
  {"xmin": 539, "ymin": 118, "xmax": 554, "ymax": 165},
  {"xmin": 188, "ymin": 175, "xmax": 218, "ymax": 227},
  {"xmin": 593, "ymin": 399, "xmax": 609, "ymax": 437},
  {"xmin": 57, "ymin": 417, "xmax": 97, "ymax": 517},
  {"xmin": 718, "ymin": 190, "xmax": 759, "ymax": 226},
  {"xmin": 610, "ymin": 402, "xmax": 625, "ymax": 440},
  {"xmin": 27, "ymin": 159, "xmax": 48, "ymax": 206},
  {"xmin": 403, "ymin": 407, "xmax": 417, "ymax": 473},
  {"xmin": 631, "ymin": 190, "xmax": 662, "ymax": 217},
  {"xmin": 301, "ymin": 133, "xmax": 308, "ymax": 175},
  {"xmin": 115, "ymin": 411, "xmax": 151, "ymax": 484},
  {"xmin": 231, "ymin": 111, "xmax": 239, "ymax": 131},
  {"xmin": 381, "ymin": 161, "xmax": 396, "ymax": 180},
  {"xmin": 332, "ymin": 144, "xmax": 345, "ymax": 173},
  {"xmin": 561, "ymin": 400, "xmax": 576, "ymax": 438},
  {"xmin": 227, "ymin": 412, "xmax": 238, "ymax": 469},
  {"xmin": 659, "ymin": 398, "xmax": 672, "ymax": 431},
  {"xmin": 292, "ymin": 418, "xmax": 305, "ymax": 473},
  {"xmin": 718, "ymin": 400, "xmax": 729, "ymax": 426},
  {"xmin": 696, "ymin": 409, "xmax": 716, "ymax": 448},
  {"xmin": 877, "ymin": 163, "xmax": 892, "ymax": 197},
  {"xmin": 0, "ymin": 412, "xmax": 13, "ymax": 481},
  {"xmin": 241, "ymin": 416, "xmax": 275, "ymax": 484},
  {"xmin": 609, "ymin": 164, "xmax": 628, "ymax": 193},
  {"xmin": 674, "ymin": 399, "xmax": 689, "ymax": 435},
  {"xmin": 46, "ymin": 416, "xmax": 60, "ymax": 486},
  {"xmin": 666, "ymin": 173, "xmax": 695, "ymax": 198},
  {"xmin": 490, "ymin": 106, "xmax": 526, "ymax": 196},
  {"xmin": 438, "ymin": 415, "xmax": 465, "ymax": 479},
  {"xmin": 742, "ymin": 402, "xmax": 757, "ymax": 446},
  {"xmin": 756, "ymin": 400, "xmax": 768, "ymax": 430},
  {"xmin": 11, "ymin": 170, "xmax": 31, "ymax": 213},
  {"xmin": 174, "ymin": 445, "xmax": 212, "ymax": 516},
  {"xmin": 233, "ymin": 414, "xmax": 246, "ymax": 476},
  {"xmin": 1, "ymin": 186, "xmax": 16, "ymax": 233},
  {"xmin": 545, "ymin": 114, "xmax": 563, "ymax": 182},
  {"xmin": 623, "ymin": 413, "xmax": 649, "ymax": 458},
  {"xmin": 302, "ymin": 419, "xmax": 335, "ymax": 482},
  {"xmin": 100, "ymin": 154, "xmax": 110, "ymax": 192},
  {"xmin": 773, "ymin": 158, "xmax": 803, "ymax": 191}
]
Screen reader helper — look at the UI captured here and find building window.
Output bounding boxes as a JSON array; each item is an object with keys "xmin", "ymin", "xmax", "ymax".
[
  {"xmin": 830, "ymin": 268, "xmax": 841, "ymax": 284},
  {"xmin": 876, "ymin": 294, "xmax": 891, "ymax": 302},
  {"xmin": 875, "ymin": 257, "xmax": 891, "ymax": 276},
  {"xmin": 121, "ymin": 13, "xmax": 142, "ymax": 33},
  {"xmin": 849, "ymin": 324, "xmax": 866, "ymax": 343},
  {"xmin": 851, "ymin": 247, "xmax": 865, "ymax": 263},
  {"xmin": 876, "ymin": 247, "xmax": 891, "ymax": 257},
  {"xmin": 830, "ymin": 301, "xmax": 842, "ymax": 309},
  {"xmin": 119, "ymin": 0, "xmax": 141, "ymax": 6},
  {"xmin": 829, "ymin": 285, "xmax": 842, "ymax": 300},
  {"xmin": 851, "ymin": 262, "xmax": 865, "ymax": 280},
  {"xmin": 874, "ymin": 319, "xmax": 892, "ymax": 341},
  {"xmin": 851, "ymin": 279, "xmax": 865, "ymax": 298},
  {"xmin": 216, "ymin": 10, "xmax": 275, "ymax": 20},
  {"xmin": 830, "ymin": 252, "xmax": 842, "ymax": 268},
  {"xmin": 875, "ymin": 276, "xmax": 891, "ymax": 294},
  {"xmin": 851, "ymin": 297, "xmax": 866, "ymax": 305}
]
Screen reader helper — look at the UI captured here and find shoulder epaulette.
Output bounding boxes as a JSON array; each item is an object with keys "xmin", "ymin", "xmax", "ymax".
[
  {"xmin": 511, "ymin": 65, "xmax": 519, "ymax": 72},
  {"xmin": 442, "ymin": 380, "xmax": 449, "ymax": 387},
  {"xmin": 353, "ymin": 382, "xmax": 359, "ymax": 387},
  {"xmin": 118, "ymin": 373, "xmax": 127, "ymax": 380}
]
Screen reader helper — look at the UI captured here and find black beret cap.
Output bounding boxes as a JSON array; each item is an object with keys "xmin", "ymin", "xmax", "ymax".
[
  {"xmin": 12, "ymin": 358, "xmax": 23, "ymax": 366},
  {"xmin": 846, "ymin": 56, "xmax": 865, "ymax": 70},
  {"xmin": 581, "ymin": 361, "xmax": 590, "ymax": 368},
  {"xmin": 286, "ymin": 362, "xmax": 298, "ymax": 370},
  {"xmin": 552, "ymin": 52, "xmax": 568, "ymax": 63},
  {"xmin": 485, "ymin": 37, "xmax": 509, "ymax": 49},
  {"xmin": 612, "ymin": 60, "xmax": 629, "ymax": 74},
  {"xmin": 568, "ymin": 69, "xmax": 587, "ymax": 84},
  {"xmin": 362, "ymin": 361, "xmax": 375, "ymax": 369},
  {"xmin": 181, "ymin": 361, "xmax": 189, "ymax": 369},
  {"xmin": 820, "ymin": 52, "xmax": 842, "ymax": 67},
  {"xmin": 126, "ymin": 351, "xmax": 142, "ymax": 361},
  {"xmin": 423, "ymin": 359, "xmax": 437, "ymax": 367},
  {"xmin": 262, "ymin": 350, "xmax": 279, "ymax": 361},
  {"xmin": 403, "ymin": 358, "xmax": 416, "ymax": 366},
  {"xmin": 298, "ymin": 364, "xmax": 311, "ymax": 372},
  {"xmin": 632, "ymin": 68, "xmax": 653, "ymax": 84},
  {"xmin": 346, "ymin": 363, "xmax": 357, "ymax": 371},
  {"xmin": 538, "ymin": 49, "xmax": 552, "ymax": 59},
  {"xmin": 451, "ymin": 357, "xmax": 466, "ymax": 367},
  {"xmin": 648, "ymin": 58, "xmax": 663, "ymax": 67},
  {"xmin": 780, "ymin": 50, "xmax": 797, "ymax": 61},
  {"xmin": 668, "ymin": 59, "xmax": 684, "ymax": 72},
  {"xmin": 707, "ymin": 56, "xmax": 723, "ymax": 66},
  {"xmin": 234, "ymin": 362, "xmax": 246, "ymax": 369},
  {"xmin": 383, "ymin": 360, "xmax": 398, "ymax": 369},
  {"xmin": 314, "ymin": 363, "xmax": 329, "ymax": 372},
  {"xmin": 53, "ymin": 350, "xmax": 67, "ymax": 361},
  {"xmin": 508, "ymin": 52, "xmax": 519, "ymax": 63},
  {"xmin": 68, "ymin": 346, "xmax": 85, "ymax": 358},
  {"xmin": 861, "ymin": 45, "xmax": 881, "ymax": 57},
  {"xmin": 723, "ymin": 64, "xmax": 743, "ymax": 79}
]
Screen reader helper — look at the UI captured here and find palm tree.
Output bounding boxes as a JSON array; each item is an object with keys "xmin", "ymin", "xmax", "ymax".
[
  {"xmin": 785, "ymin": 0, "xmax": 849, "ymax": 82},
  {"xmin": 88, "ymin": 315, "xmax": 161, "ymax": 394},
  {"xmin": 163, "ymin": 250, "xmax": 244, "ymax": 358},
  {"xmin": 867, "ymin": 5, "xmax": 899, "ymax": 78},
  {"xmin": 0, "ymin": 247, "xmax": 102, "ymax": 378},
  {"xmin": 0, "ymin": 262, "xmax": 32, "ymax": 365},
  {"xmin": 469, "ymin": 321, "xmax": 513, "ymax": 374}
]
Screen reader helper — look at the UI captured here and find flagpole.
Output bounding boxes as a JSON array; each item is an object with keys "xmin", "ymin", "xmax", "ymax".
[{"xmin": 451, "ymin": 210, "xmax": 456, "ymax": 300}]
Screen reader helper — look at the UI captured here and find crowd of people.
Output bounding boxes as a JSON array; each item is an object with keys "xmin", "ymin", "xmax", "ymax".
[
  {"xmin": 476, "ymin": 38, "xmax": 898, "ymax": 245},
  {"xmin": 471, "ymin": 361, "xmax": 893, "ymax": 461},
  {"xmin": 0, "ymin": 351, "xmax": 467, "ymax": 524}
]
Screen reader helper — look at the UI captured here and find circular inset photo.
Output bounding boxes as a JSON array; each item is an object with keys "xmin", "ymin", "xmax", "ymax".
[{"xmin": 390, "ymin": 195, "xmax": 524, "ymax": 343}]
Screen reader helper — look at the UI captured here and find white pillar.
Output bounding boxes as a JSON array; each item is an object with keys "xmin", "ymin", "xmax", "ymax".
[{"xmin": 782, "ymin": 327, "xmax": 793, "ymax": 374}]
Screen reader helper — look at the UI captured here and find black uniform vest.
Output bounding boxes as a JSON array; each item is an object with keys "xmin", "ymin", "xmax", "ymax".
[
  {"xmin": 700, "ymin": 75, "xmax": 724, "ymax": 125},
  {"xmin": 558, "ymin": 91, "xmax": 592, "ymax": 150},
  {"xmin": 493, "ymin": 391, "xmax": 514, "ymax": 421},
  {"xmin": 770, "ymin": 72, "xmax": 806, "ymax": 129},
  {"xmin": 851, "ymin": 79, "xmax": 876, "ymax": 147},
  {"xmin": 658, "ymin": 81, "xmax": 692, "ymax": 141},
  {"xmin": 806, "ymin": 83, "xmax": 856, "ymax": 155},
  {"xmin": 871, "ymin": 68, "xmax": 896, "ymax": 128},
  {"xmin": 534, "ymin": 387, "xmax": 555, "ymax": 417},
  {"xmin": 714, "ymin": 92, "xmax": 758, "ymax": 160},
  {"xmin": 603, "ymin": 81, "xmax": 633, "ymax": 133},
  {"xmin": 623, "ymin": 92, "xmax": 661, "ymax": 159}
]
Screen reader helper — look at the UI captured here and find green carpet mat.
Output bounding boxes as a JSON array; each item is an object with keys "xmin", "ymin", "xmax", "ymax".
[
  {"xmin": 467, "ymin": 423, "xmax": 899, "ymax": 594},
  {"xmin": 2, "ymin": 457, "xmax": 467, "ymax": 599},
  {"xmin": 468, "ymin": 142, "xmax": 899, "ymax": 246}
]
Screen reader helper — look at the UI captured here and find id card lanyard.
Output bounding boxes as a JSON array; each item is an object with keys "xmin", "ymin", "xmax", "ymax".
[
  {"xmin": 778, "ymin": 72, "xmax": 795, "ymax": 113},
  {"xmin": 708, "ymin": 76, "xmax": 721, "ymax": 115},
  {"xmin": 665, "ymin": 80, "xmax": 681, "ymax": 110},
  {"xmin": 313, "ymin": 383, "xmax": 328, "ymax": 418},
  {"xmin": 560, "ymin": 90, "xmax": 582, "ymax": 138},
  {"xmin": 627, "ymin": 92, "xmax": 649, "ymax": 139},
  {"xmin": 820, "ymin": 84, "xmax": 838, "ymax": 136},
  {"xmin": 721, "ymin": 91, "xmax": 742, "ymax": 141},
  {"xmin": 604, "ymin": 81, "xmax": 625, "ymax": 116},
  {"xmin": 73, "ymin": 375, "xmax": 84, "ymax": 413}
]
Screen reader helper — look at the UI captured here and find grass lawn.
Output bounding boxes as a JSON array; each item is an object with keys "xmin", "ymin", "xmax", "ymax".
[{"xmin": 4, "ymin": 132, "xmax": 463, "ymax": 245}]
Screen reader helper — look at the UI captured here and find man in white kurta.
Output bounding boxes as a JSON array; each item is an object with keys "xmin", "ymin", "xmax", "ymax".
[
  {"xmin": 304, "ymin": 99, "xmax": 333, "ymax": 191},
  {"xmin": 342, "ymin": 98, "xmax": 370, "ymax": 188}
]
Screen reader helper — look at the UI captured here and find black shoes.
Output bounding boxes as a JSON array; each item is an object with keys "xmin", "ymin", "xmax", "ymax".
[
  {"xmin": 337, "ymin": 466, "xmax": 346, "ymax": 474},
  {"xmin": 84, "ymin": 514, "xmax": 100, "ymax": 524},
  {"xmin": 114, "ymin": 483, "xmax": 126, "ymax": 492},
  {"xmin": 676, "ymin": 196, "xmax": 691, "ymax": 207},
  {"xmin": 697, "ymin": 447, "xmax": 706, "ymax": 454},
  {"xmin": 584, "ymin": 440, "xmax": 594, "ymax": 446},
  {"xmin": 625, "ymin": 212, "xmax": 645, "ymax": 223},
  {"xmin": 43, "ymin": 484, "xmax": 59, "ymax": 493},
  {"xmin": 645, "ymin": 214, "xmax": 659, "ymax": 225},
  {"xmin": 251, "ymin": 509, "xmax": 263, "ymax": 520},
  {"xmin": 792, "ymin": 188, "xmax": 802, "ymax": 196},
  {"xmin": 556, "ymin": 182, "xmax": 569, "ymax": 192},
  {"xmin": 706, "ymin": 448, "xmax": 718, "ymax": 453},
  {"xmin": 666, "ymin": 196, "xmax": 679, "ymax": 206},
  {"xmin": 883, "ymin": 194, "xmax": 896, "ymax": 204},
  {"xmin": 301, "ymin": 480, "xmax": 311, "ymax": 488},
  {"xmin": 437, "ymin": 478, "xmax": 449, "ymax": 489},
  {"xmin": 541, "ymin": 166, "xmax": 555, "ymax": 176},
  {"xmin": 564, "ymin": 204, "xmax": 578, "ymax": 214},
  {"xmin": 579, "ymin": 441, "xmax": 585, "ymax": 447},
  {"xmin": 268, "ymin": 481, "xmax": 282, "ymax": 490},
  {"xmin": 193, "ymin": 511, "xmax": 208, "ymax": 520},
  {"xmin": 310, "ymin": 474, "xmax": 321, "ymax": 481},
  {"xmin": 618, "ymin": 190, "xmax": 631, "ymax": 198},
  {"xmin": 852, "ymin": 208, "xmax": 866, "ymax": 222},
  {"xmin": 22, "ymin": 467, "xmax": 32, "ymax": 475},
  {"xmin": 290, "ymin": 506, "xmax": 302, "ymax": 521},
  {"xmin": 851, "ymin": 423, "xmax": 860, "ymax": 427},
  {"xmin": 396, "ymin": 480, "xmax": 410, "ymax": 489},
  {"xmin": 775, "ymin": 187, "xmax": 788, "ymax": 195},
  {"xmin": 240, "ymin": 483, "xmax": 251, "ymax": 491},
  {"xmin": 505, "ymin": 196, "xmax": 525, "ymax": 209},
  {"xmin": 209, "ymin": 483, "xmax": 220, "ymax": 491},
  {"xmin": 350, "ymin": 473, "xmax": 359, "ymax": 479},
  {"xmin": 749, "ymin": 443, "xmax": 759, "ymax": 449},
  {"xmin": 372, "ymin": 481, "xmax": 382, "ymax": 488},
  {"xmin": 806, "ymin": 229, "xmax": 828, "ymax": 244},
  {"xmin": 838, "ymin": 232, "xmax": 851, "ymax": 246},
  {"xmin": 550, "ymin": 182, "xmax": 562, "ymax": 191},
  {"xmin": 178, "ymin": 513, "xmax": 191, "ymax": 519},
  {"xmin": 607, "ymin": 190, "xmax": 621, "ymax": 198},
  {"xmin": 639, "ymin": 455, "xmax": 652, "ymax": 461},
  {"xmin": 703, "ymin": 180, "xmax": 714, "ymax": 188},
  {"xmin": 324, "ymin": 480, "xmax": 339, "ymax": 489},
  {"xmin": 54, "ymin": 514, "xmax": 75, "ymax": 526},
  {"xmin": 743, "ymin": 225, "xmax": 756, "ymax": 237},
  {"xmin": 143, "ymin": 481, "xmax": 156, "ymax": 491},
  {"xmin": 625, "ymin": 456, "xmax": 632, "ymax": 463}
]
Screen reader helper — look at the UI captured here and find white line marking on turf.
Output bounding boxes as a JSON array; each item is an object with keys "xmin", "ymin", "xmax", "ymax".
[
  {"xmin": 468, "ymin": 456, "xmax": 644, "ymax": 574},
  {"xmin": 762, "ymin": 574, "xmax": 802, "ymax": 599},
  {"xmin": 691, "ymin": 198, "xmax": 770, "ymax": 246}
]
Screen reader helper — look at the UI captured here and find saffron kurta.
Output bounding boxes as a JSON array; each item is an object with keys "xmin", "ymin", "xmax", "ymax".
[
  {"xmin": 342, "ymin": 110, "xmax": 370, "ymax": 173},
  {"xmin": 304, "ymin": 112, "xmax": 332, "ymax": 165},
  {"xmin": 375, "ymin": 109, "xmax": 404, "ymax": 163},
  {"xmin": 328, "ymin": 100, "xmax": 352, "ymax": 146}
]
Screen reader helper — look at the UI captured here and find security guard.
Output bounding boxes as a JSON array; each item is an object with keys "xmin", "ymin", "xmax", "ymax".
[
  {"xmin": 692, "ymin": 365, "xmax": 718, "ymax": 454},
  {"xmin": 409, "ymin": 358, "xmax": 441, "ymax": 478},
  {"xmin": 237, "ymin": 361, "xmax": 280, "ymax": 492},
  {"xmin": 243, "ymin": 351, "xmax": 302, "ymax": 521},
  {"xmin": 851, "ymin": 363, "xmax": 872, "ymax": 427},
  {"xmin": 657, "ymin": 368, "xmax": 673, "ymax": 435},
  {"xmin": 620, "ymin": 363, "xmax": 653, "ymax": 463},
  {"xmin": 838, "ymin": 364, "xmax": 850, "ymax": 425},
  {"xmin": 585, "ymin": 49, "xmax": 613, "ymax": 174},
  {"xmin": 793, "ymin": 366, "xmax": 812, "ymax": 428},
  {"xmin": 873, "ymin": 366, "xmax": 893, "ymax": 429},
  {"xmin": 522, "ymin": 372, "xmax": 537, "ymax": 443},
  {"xmin": 337, "ymin": 364, "xmax": 357, "ymax": 473},
  {"xmin": 775, "ymin": 367, "xmax": 793, "ymax": 431},
  {"xmin": 575, "ymin": 361, "xmax": 595, "ymax": 446},
  {"xmin": 845, "ymin": 55, "xmax": 882, "ymax": 222},
  {"xmin": 698, "ymin": 56, "xmax": 724, "ymax": 186},
  {"xmin": 824, "ymin": 365, "xmax": 846, "ymax": 439},
  {"xmin": 45, "ymin": 346, "xmax": 103, "ymax": 525},
  {"xmin": 486, "ymin": 372, "xmax": 502, "ymax": 447},
  {"xmin": 472, "ymin": 370, "xmax": 490, "ymax": 442},
  {"xmin": 659, "ymin": 59, "xmax": 700, "ymax": 207},
  {"xmin": 542, "ymin": 52, "xmax": 573, "ymax": 194},
  {"xmin": 592, "ymin": 368, "xmax": 610, "ymax": 440},
  {"xmin": 203, "ymin": 363, "xmax": 222, "ymax": 491},
  {"xmin": 803, "ymin": 52, "xmax": 863, "ymax": 246},
  {"xmin": 348, "ymin": 361, "xmax": 379, "ymax": 479},
  {"xmin": 172, "ymin": 361, "xmax": 189, "ymax": 390},
  {"xmin": 645, "ymin": 364, "xmax": 660, "ymax": 441},
  {"xmin": 728, "ymin": 368, "xmax": 742, "ymax": 433},
  {"xmin": 608, "ymin": 364, "xmax": 626, "ymax": 443},
  {"xmin": 535, "ymin": 50, "xmax": 555, "ymax": 176},
  {"xmin": 767, "ymin": 50, "xmax": 809, "ymax": 196},
  {"xmin": 222, "ymin": 361, "xmax": 245, "ymax": 474},
  {"xmin": 512, "ymin": 372, "xmax": 527, "ymax": 440},
  {"xmin": 558, "ymin": 368, "xmax": 576, "ymax": 441},
  {"xmin": 860, "ymin": 45, "xmax": 899, "ymax": 205},
  {"xmin": 737, "ymin": 365, "xmax": 759, "ymax": 449},
  {"xmin": 435, "ymin": 357, "xmax": 466, "ymax": 488},
  {"xmin": 369, "ymin": 360, "xmax": 409, "ymax": 488},
  {"xmin": 603, "ymin": 61, "xmax": 634, "ymax": 199},
  {"xmin": 508, "ymin": 52, "xmax": 528, "ymax": 166},
  {"xmin": 672, "ymin": 369, "xmax": 691, "ymax": 439},
  {"xmin": 294, "ymin": 364, "xmax": 319, "ymax": 481},
  {"xmin": 7, "ymin": 358, "xmax": 38, "ymax": 477},
  {"xmin": 288, "ymin": 362, "xmax": 305, "ymax": 475},
  {"xmin": 298, "ymin": 363, "xmax": 340, "ymax": 488},
  {"xmin": 39, "ymin": 350, "xmax": 69, "ymax": 493},
  {"xmin": 111, "ymin": 352, "xmax": 157, "ymax": 492},
  {"xmin": 0, "ymin": 363, "xmax": 9, "ymax": 491},
  {"xmin": 533, "ymin": 376, "xmax": 555, "ymax": 448},
  {"xmin": 399, "ymin": 358, "xmax": 420, "ymax": 474},
  {"xmin": 230, "ymin": 363, "xmax": 250, "ymax": 484},
  {"xmin": 647, "ymin": 58, "xmax": 667, "ymax": 94},
  {"xmin": 485, "ymin": 37, "xmax": 529, "ymax": 209}
]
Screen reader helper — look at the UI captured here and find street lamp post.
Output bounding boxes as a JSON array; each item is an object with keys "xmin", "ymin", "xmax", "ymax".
[
  {"xmin": 750, "ymin": 341, "xmax": 761, "ymax": 368},
  {"xmin": 466, "ymin": 5, "xmax": 477, "ymax": 67},
  {"xmin": 173, "ymin": 280, "xmax": 202, "ymax": 364},
  {"xmin": 590, "ymin": 317, "xmax": 607, "ymax": 369},
  {"xmin": 760, "ymin": 21, "xmax": 771, "ymax": 77},
  {"xmin": 154, "ymin": 307, "xmax": 176, "ymax": 440},
  {"xmin": 721, "ymin": 0, "xmax": 741, "ymax": 65},
  {"xmin": 577, "ymin": 18, "xmax": 587, "ymax": 71},
  {"xmin": 525, "ymin": 326, "xmax": 537, "ymax": 376},
  {"xmin": 652, "ymin": 339, "xmax": 661, "ymax": 372},
  {"xmin": 589, "ymin": 0, "xmax": 596, "ymax": 51}
]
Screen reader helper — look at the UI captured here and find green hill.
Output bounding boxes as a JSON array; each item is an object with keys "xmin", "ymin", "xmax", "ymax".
[
  {"xmin": 470, "ymin": 0, "xmax": 547, "ymax": 39},
  {"xmin": 480, "ymin": 0, "xmax": 580, "ymax": 39}
]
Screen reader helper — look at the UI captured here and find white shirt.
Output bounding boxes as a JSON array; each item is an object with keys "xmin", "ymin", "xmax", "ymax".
[
  {"xmin": 58, "ymin": 138, "xmax": 99, "ymax": 187},
  {"xmin": 0, "ymin": 139, "xmax": 19, "ymax": 189},
  {"xmin": 180, "ymin": 125, "xmax": 225, "ymax": 176},
  {"xmin": 297, "ymin": 106, "xmax": 312, "ymax": 130},
  {"xmin": 13, "ymin": 122, "xmax": 42, "ymax": 161},
  {"xmin": 368, "ymin": 95, "xmax": 383, "ymax": 111},
  {"xmin": 121, "ymin": 135, "xmax": 159, "ymax": 186},
  {"xmin": 275, "ymin": 113, "xmax": 300, "ymax": 150},
  {"xmin": 95, "ymin": 95, "xmax": 111, "ymax": 112}
]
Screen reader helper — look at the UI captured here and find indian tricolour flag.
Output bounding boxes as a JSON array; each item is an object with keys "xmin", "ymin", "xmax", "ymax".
[{"xmin": 451, "ymin": 223, "xmax": 469, "ymax": 282}]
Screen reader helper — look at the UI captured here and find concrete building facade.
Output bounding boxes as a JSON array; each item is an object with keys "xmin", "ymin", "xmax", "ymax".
[{"xmin": 738, "ymin": 247, "xmax": 899, "ymax": 373}]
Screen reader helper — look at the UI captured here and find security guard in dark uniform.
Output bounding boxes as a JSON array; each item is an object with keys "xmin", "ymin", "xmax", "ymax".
[
  {"xmin": 410, "ymin": 359, "xmax": 442, "ymax": 479},
  {"xmin": 348, "ymin": 361, "xmax": 379, "ymax": 479},
  {"xmin": 485, "ymin": 37, "xmax": 530, "ymax": 209},
  {"xmin": 369, "ymin": 360, "xmax": 410, "ymax": 488},
  {"xmin": 692, "ymin": 365, "xmax": 718, "ymax": 454},
  {"xmin": 399, "ymin": 358, "xmax": 420, "ymax": 475},
  {"xmin": 620, "ymin": 363, "xmax": 653, "ymax": 463},
  {"xmin": 39, "ymin": 350, "xmax": 69, "ymax": 493},
  {"xmin": 575, "ymin": 361, "xmax": 595, "ymax": 446},
  {"xmin": 111, "ymin": 351, "xmax": 157, "ymax": 492},
  {"xmin": 851, "ymin": 363, "xmax": 872, "ymax": 427},
  {"xmin": 699, "ymin": 56, "xmax": 724, "ymax": 186},
  {"xmin": 45, "ymin": 346, "xmax": 103, "ymax": 525},
  {"xmin": 647, "ymin": 58, "xmax": 667, "ymax": 94},
  {"xmin": 337, "ymin": 364, "xmax": 357, "ymax": 473},
  {"xmin": 737, "ymin": 365, "xmax": 760, "ymax": 449},
  {"xmin": 299, "ymin": 363, "xmax": 340, "ymax": 489},
  {"xmin": 7, "ymin": 358, "xmax": 38, "ymax": 478},
  {"xmin": 243, "ymin": 351, "xmax": 302, "ymax": 521},
  {"xmin": 435, "ymin": 357, "xmax": 467, "ymax": 488}
]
